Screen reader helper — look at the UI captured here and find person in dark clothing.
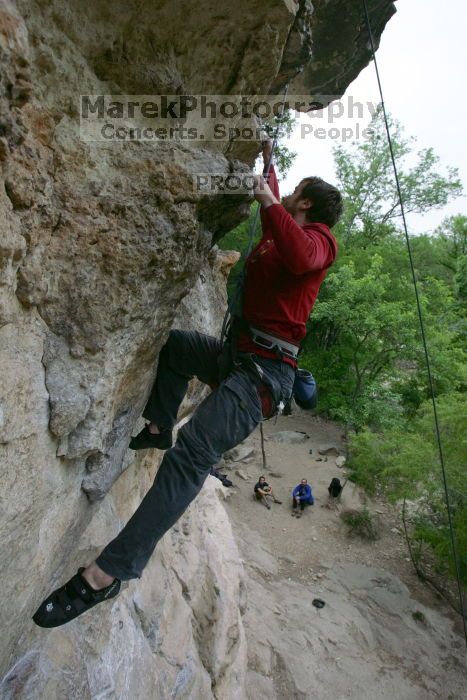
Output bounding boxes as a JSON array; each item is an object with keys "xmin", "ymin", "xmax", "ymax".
[
  {"xmin": 211, "ymin": 466, "xmax": 233, "ymax": 488},
  {"xmin": 292, "ymin": 478, "xmax": 314, "ymax": 518},
  {"xmin": 33, "ymin": 138, "xmax": 342, "ymax": 628},
  {"xmin": 253, "ymin": 475, "xmax": 282, "ymax": 509},
  {"xmin": 326, "ymin": 477, "xmax": 343, "ymax": 509},
  {"xmin": 328, "ymin": 477, "xmax": 343, "ymax": 498}
]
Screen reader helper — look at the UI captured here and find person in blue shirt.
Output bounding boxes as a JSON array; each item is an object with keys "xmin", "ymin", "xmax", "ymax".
[{"xmin": 292, "ymin": 478, "xmax": 314, "ymax": 518}]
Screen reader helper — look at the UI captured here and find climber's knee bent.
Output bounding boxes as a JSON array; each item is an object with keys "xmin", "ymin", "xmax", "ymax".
[
  {"xmin": 142, "ymin": 328, "xmax": 222, "ymax": 426},
  {"xmin": 160, "ymin": 328, "xmax": 222, "ymax": 383}
]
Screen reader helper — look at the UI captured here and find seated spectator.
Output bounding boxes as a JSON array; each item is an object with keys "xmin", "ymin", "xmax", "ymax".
[
  {"xmin": 254, "ymin": 476, "xmax": 282, "ymax": 510},
  {"xmin": 326, "ymin": 477, "xmax": 343, "ymax": 509},
  {"xmin": 291, "ymin": 479, "xmax": 314, "ymax": 518}
]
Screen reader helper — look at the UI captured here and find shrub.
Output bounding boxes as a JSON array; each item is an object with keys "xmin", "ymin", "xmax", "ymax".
[{"xmin": 340, "ymin": 507, "xmax": 379, "ymax": 540}]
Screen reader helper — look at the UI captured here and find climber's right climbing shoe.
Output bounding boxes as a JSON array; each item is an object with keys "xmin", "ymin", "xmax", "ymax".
[
  {"xmin": 32, "ymin": 567, "xmax": 121, "ymax": 628},
  {"xmin": 129, "ymin": 424, "xmax": 173, "ymax": 451}
]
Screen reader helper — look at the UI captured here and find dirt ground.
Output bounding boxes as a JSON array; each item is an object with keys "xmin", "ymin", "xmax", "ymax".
[{"xmin": 218, "ymin": 407, "xmax": 466, "ymax": 700}]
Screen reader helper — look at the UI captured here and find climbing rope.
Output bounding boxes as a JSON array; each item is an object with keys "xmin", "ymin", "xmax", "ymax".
[
  {"xmin": 259, "ymin": 422, "xmax": 267, "ymax": 471},
  {"xmin": 362, "ymin": 0, "xmax": 467, "ymax": 645}
]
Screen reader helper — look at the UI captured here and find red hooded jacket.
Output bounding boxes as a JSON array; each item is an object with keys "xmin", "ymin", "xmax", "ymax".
[{"xmin": 236, "ymin": 164, "xmax": 338, "ymax": 368}]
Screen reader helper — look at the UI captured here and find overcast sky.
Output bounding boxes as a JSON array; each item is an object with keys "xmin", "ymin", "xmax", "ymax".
[{"xmin": 280, "ymin": 0, "xmax": 466, "ymax": 234}]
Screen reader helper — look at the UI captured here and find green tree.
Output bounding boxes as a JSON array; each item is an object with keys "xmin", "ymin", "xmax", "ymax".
[
  {"xmin": 305, "ymin": 110, "xmax": 464, "ymax": 427},
  {"xmin": 333, "ymin": 108, "xmax": 463, "ymax": 247},
  {"xmin": 455, "ymin": 254, "xmax": 467, "ymax": 304},
  {"xmin": 436, "ymin": 214, "xmax": 467, "ymax": 259},
  {"xmin": 305, "ymin": 253, "xmax": 418, "ymax": 429},
  {"xmin": 219, "ymin": 204, "xmax": 261, "ymax": 300},
  {"xmin": 306, "ymin": 237, "xmax": 466, "ymax": 426},
  {"xmin": 349, "ymin": 392, "xmax": 467, "ymax": 584},
  {"xmin": 261, "ymin": 110, "xmax": 297, "ymax": 177}
]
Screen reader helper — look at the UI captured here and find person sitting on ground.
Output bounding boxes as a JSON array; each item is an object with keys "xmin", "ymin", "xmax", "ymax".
[
  {"xmin": 291, "ymin": 478, "xmax": 314, "ymax": 517},
  {"xmin": 254, "ymin": 475, "xmax": 282, "ymax": 509},
  {"xmin": 326, "ymin": 476, "xmax": 343, "ymax": 509}
]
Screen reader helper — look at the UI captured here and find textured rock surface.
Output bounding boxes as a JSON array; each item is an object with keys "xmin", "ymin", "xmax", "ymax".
[
  {"xmin": 0, "ymin": 0, "xmax": 396, "ymax": 695},
  {"xmin": 1, "ymin": 478, "xmax": 248, "ymax": 699},
  {"xmin": 242, "ymin": 560, "xmax": 467, "ymax": 700},
  {"xmin": 224, "ymin": 444, "xmax": 255, "ymax": 463},
  {"xmin": 318, "ymin": 443, "xmax": 340, "ymax": 455}
]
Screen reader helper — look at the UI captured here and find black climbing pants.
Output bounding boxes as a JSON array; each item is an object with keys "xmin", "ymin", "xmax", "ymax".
[
  {"xmin": 292, "ymin": 497, "xmax": 312, "ymax": 511},
  {"xmin": 95, "ymin": 329, "xmax": 295, "ymax": 580}
]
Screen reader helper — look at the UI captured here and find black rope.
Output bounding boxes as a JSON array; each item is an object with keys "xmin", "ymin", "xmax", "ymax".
[
  {"xmin": 260, "ymin": 421, "xmax": 267, "ymax": 471},
  {"xmin": 362, "ymin": 0, "xmax": 466, "ymax": 646}
]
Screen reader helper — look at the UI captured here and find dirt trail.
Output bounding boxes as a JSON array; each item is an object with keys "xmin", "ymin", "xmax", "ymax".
[{"xmin": 219, "ymin": 408, "xmax": 466, "ymax": 700}]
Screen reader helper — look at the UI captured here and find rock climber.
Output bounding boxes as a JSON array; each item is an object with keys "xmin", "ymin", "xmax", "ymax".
[
  {"xmin": 291, "ymin": 478, "xmax": 314, "ymax": 517},
  {"xmin": 33, "ymin": 136, "xmax": 342, "ymax": 627},
  {"xmin": 253, "ymin": 475, "xmax": 282, "ymax": 509}
]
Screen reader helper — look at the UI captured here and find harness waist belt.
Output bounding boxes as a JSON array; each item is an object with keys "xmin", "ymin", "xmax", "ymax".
[{"xmin": 249, "ymin": 326, "xmax": 299, "ymax": 359}]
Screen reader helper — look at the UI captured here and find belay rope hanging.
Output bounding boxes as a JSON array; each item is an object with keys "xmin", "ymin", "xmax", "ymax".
[{"xmin": 362, "ymin": 0, "xmax": 466, "ymax": 646}]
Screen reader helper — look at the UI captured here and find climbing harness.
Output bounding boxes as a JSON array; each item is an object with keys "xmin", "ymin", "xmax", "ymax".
[
  {"xmin": 249, "ymin": 326, "xmax": 299, "ymax": 360},
  {"xmin": 362, "ymin": 0, "xmax": 467, "ymax": 645}
]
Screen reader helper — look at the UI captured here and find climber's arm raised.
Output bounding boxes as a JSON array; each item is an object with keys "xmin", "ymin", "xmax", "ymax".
[
  {"xmin": 252, "ymin": 174, "xmax": 336, "ymax": 275},
  {"xmin": 262, "ymin": 138, "xmax": 280, "ymax": 199},
  {"xmin": 253, "ymin": 173, "xmax": 279, "ymax": 209}
]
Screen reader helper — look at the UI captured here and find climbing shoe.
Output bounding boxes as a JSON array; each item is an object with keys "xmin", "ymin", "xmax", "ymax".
[
  {"xmin": 32, "ymin": 567, "xmax": 120, "ymax": 628},
  {"xmin": 274, "ymin": 499, "xmax": 282, "ymax": 505},
  {"xmin": 129, "ymin": 424, "xmax": 173, "ymax": 451}
]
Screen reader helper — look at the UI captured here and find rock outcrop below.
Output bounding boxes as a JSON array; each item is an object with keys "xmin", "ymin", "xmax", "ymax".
[{"xmin": 0, "ymin": 0, "xmax": 396, "ymax": 694}]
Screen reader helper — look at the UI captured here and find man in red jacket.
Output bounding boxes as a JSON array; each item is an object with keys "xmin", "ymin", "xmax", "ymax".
[
  {"xmin": 238, "ymin": 140, "xmax": 339, "ymax": 366},
  {"xmin": 33, "ymin": 142, "xmax": 342, "ymax": 627}
]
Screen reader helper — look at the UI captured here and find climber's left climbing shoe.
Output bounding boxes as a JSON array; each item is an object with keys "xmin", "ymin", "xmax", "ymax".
[
  {"xmin": 129, "ymin": 424, "xmax": 173, "ymax": 451},
  {"xmin": 32, "ymin": 567, "xmax": 121, "ymax": 628}
]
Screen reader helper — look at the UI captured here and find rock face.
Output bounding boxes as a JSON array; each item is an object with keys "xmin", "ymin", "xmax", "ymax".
[
  {"xmin": 0, "ymin": 0, "xmax": 396, "ymax": 695},
  {"xmin": 269, "ymin": 430, "xmax": 310, "ymax": 444},
  {"xmin": 318, "ymin": 443, "xmax": 340, "ymax": 456},
  {"xmin": 1, "ymin": 478, "xmax": 248, "ymax": 699},
  {"xmin": 242, "ymin": 558, "xmax": 467, "ymax": 700}
]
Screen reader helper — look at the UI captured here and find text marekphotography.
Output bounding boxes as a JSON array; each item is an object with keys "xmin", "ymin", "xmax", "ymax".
[{"xmin": 80, "ymin": 95, "xmax": 379, "ymax": 143}]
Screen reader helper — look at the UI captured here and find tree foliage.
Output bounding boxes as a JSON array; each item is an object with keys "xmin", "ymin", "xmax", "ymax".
[
  {"xmin": 306, "ymin": 110, "xmax": 466, "ymax": 590},
  {"xmin": 333, "ymin": 108, "xmax": 462, "ymax": 247},
  {"xmin": 349, "ymin": 393, "xmax": 467, "ymax": 583},
  {"xmin": 261, "ymin": 109, "xmax": 298, "ymax": 178},
  {"xmin": 305, "ymin": 110, "xmax": 465, "ymax": 430}
]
